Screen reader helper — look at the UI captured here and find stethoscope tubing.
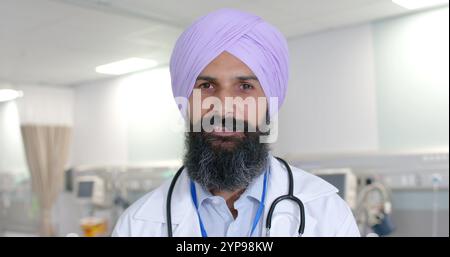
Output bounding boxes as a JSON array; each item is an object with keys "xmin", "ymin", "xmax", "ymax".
[{"xmin": 166, "ymin": 157, "xmax": 305, "ymax": 237}]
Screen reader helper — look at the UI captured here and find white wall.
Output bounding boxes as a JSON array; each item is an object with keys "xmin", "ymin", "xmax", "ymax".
[
  {"xmin": 274, "ymin": 24, "xmax": 379, "ymax": 157},
  {"xmin": 373, "ymin": 7, "xmax": 449, "ymax": 151},
  {"xmin": 123, "ymin": 68, "xmax": 184, "ymax": 163},
  {"xmin": 0, "ymin": 101, "xmax": 27, "ymax": 176},
  {"xmin": 15, "ymin": 85, "xmax": 74, "ymax": 126},
  {"xmin": 71, "ymin": 68, "xmax": 184, "ymax": 167},
  {"xmin": 72, "ymin": 76, "xmax": 129, "ymax": 166},
  {"xmin": 274, "ymin": 7, "xmax": 449, "ymax": 157}
]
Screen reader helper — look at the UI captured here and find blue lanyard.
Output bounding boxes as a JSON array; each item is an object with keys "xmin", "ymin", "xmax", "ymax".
[{"xmin": 190, "ymin": 171, "xmax": 268, "ymax": 237}]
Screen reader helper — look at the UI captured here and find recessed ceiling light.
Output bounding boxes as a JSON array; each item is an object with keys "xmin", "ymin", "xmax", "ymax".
[
  {"xmin": 392, "ymin": 0, "xmax": 449, "ymax": 10},
  {"xmin": 0, "ymin": 89, "xmax": 23, "ymax": 102},
  {"xmin": 95, "ymin": 58, "xmax": 158, "ymax": 75}
]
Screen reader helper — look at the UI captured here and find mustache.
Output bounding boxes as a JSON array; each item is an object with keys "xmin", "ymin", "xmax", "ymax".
[{"xmin": 188, "ymin": 114, "xmax": 265, "ymax": 134}]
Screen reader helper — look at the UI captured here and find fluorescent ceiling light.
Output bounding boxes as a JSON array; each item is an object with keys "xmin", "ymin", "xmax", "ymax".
[
  {"xmin": 0, "ymin": 89, "xmax": 23, "ymax": 102},
  {"xmin": 95, "ymin": 58, "xmax": 158, "ymax": 75},
  {"xmin": 392, "ymin": 0, "xmax": 449, "ymax": 9}
]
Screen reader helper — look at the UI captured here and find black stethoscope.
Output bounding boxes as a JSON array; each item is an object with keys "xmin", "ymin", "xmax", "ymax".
[{"xmin": 166, "ymin": 157, "xmax": 305, "ymax": 237}]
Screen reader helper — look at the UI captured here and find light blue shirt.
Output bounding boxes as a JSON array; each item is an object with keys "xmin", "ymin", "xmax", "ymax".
[{"xmin": 193, "ymin": 166, "xmax": 269, "ymax": 237}]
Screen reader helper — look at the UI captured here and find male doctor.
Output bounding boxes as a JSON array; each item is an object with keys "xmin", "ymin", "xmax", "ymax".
[{"xmin": 112, "ymin": 8, "xmax": 360, "ymax": 237}]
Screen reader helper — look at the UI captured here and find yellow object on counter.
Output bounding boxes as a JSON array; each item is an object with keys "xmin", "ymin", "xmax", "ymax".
[{"xmin": 80, "ymin": 217, "xmax": 108, "ymax": 237}]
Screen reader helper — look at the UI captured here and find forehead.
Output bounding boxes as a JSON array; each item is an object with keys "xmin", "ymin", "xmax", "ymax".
[{"xmin": 199, "ymin": 51, "xmax": 256, "ymax": 77}]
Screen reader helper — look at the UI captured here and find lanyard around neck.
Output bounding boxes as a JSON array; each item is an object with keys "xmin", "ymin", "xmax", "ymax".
[{"xmin": 190, "ymin": 171, "xmax": 268, "ymax": 237}]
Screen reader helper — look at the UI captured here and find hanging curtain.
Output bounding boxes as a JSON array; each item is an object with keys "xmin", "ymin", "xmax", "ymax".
[{"xmin": 20, "ymin": 125, "xmax": 71, "ymax": 236}]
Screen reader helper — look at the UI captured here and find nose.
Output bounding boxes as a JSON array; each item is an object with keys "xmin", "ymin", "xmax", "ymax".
[{"xmin": 213, "ymin": 87, "xmax": 236, "ymax": 118}]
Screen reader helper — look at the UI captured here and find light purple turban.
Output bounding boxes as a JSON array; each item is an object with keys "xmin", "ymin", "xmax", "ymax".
[{"xmin": 169, "ymin": 8, "xmax": 289, "ymax": 117}]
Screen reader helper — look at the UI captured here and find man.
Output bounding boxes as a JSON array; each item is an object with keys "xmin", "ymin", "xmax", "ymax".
[{"xmin": 112, "ymin": 8, "xmax": 360, "ymax": 237}]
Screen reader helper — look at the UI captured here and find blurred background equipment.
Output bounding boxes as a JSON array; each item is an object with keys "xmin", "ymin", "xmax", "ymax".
[
  {"xmin": 54, "ymin": 161, "xmax": 181, "ymax": 236},
  {"xmin": 290, "ymin": 151, "xmax": 449, "ymax": 236},
  {"xmin": 75, "ymin": 175, "xmax": 106, "ymax": 207},
  {"xmin": 310, "ymin": 168, "xmax": 358, "ymax": 209},
  {"xmin": 355, "ymin": 179, "xmax": 395, "ymax": 236}
]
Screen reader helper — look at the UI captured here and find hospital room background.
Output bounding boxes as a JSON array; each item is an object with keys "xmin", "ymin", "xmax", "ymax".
[{"xmin": 0, "ymin": 0, "xmax": 448, "ymax": 237}]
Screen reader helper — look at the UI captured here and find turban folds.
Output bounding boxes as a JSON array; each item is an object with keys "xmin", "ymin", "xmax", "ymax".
[{"xmin": 169, "ymin": 8, "xmax": 289, "ymax": 117}]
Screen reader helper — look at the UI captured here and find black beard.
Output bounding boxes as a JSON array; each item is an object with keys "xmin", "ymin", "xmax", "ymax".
[{"xmin": 183, "ymin": 119, "xmax": 269, "ymax": 192}]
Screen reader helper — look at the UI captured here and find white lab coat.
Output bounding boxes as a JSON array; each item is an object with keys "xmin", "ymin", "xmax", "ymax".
[{"xmin": 112, "ymin": 155, "xmax": 360, "ymax": 237}]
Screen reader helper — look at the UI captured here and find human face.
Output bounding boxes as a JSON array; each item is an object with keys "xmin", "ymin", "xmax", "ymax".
[{"xmin": 188, "ymin": 51, "xmax": 267, "ymax": 149}]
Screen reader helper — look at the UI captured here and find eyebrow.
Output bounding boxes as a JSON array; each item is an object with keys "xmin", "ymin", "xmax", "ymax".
[
  {"xmin": 196, "ymin": 75, "xmax": 259, "ymax": 82},
  {"xmin": 236, "ymin": 75, "xmax": 259, "ymax": 81}
]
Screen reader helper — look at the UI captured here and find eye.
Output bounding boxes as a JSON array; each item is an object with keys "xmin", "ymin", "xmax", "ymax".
[
  {"xmin": 240, "ymin": 83, "xmax": 254, "ymax": 90},
  {"xmin": 198, "ymin": 83, "xmax": 213, "ymax": 89}
]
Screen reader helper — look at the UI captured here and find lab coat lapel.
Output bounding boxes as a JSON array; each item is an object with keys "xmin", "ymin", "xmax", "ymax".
[
  {"xmin": 134, "ymin": 168, "xmax": 202, "ymax": 236},
  {"xmin": 165, "ymin": 169, "xmax": 202, "ymax": 237}
]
